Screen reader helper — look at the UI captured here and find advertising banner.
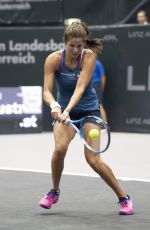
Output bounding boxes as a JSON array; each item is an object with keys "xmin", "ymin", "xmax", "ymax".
[
  {"xmin": 95, "ymin": 25, "xmax": 150, "ymax": 133},
  {"xmin": 0, "ymin": 86, "xmax": 42, "ymax": 133},
  {"xmin": 0, "ymin": 26, "xmax": 65, "ymax": 132}
]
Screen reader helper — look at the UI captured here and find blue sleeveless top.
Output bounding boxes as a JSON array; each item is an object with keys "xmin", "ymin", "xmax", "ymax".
[{"xmin": 55, "ymin": 49, "xmax": 99, "ymax": 113}]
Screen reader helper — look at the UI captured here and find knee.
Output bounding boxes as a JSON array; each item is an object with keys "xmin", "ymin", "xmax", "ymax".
[
  {"xmin": 54, "ymin": 145, "xmax": 68, "ymax": 158},
  {"xmin": 85, "ymin": 155, "xmax": 102, "ymax": 168}
]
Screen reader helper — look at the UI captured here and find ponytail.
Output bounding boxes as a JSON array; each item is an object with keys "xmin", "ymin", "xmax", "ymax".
[
  {"xmin": 86, "ymin": 38, "xmax": 103, "ymax": 53},
  {"xmin": 81, "ymin": 21, "xmax": 103, "ymax": 53}
]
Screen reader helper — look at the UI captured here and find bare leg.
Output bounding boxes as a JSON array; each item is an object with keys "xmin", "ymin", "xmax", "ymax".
[
  {"xmin": 51, "ymin": 122, "xmax": 75, "ymax": 190},
  {"xmin": 51, "ymin": 149, "xmax": 66, "ymax": 189},
  {"xmin": 84, "ymin": 150, "xmax": 126, "ymax": 198}
]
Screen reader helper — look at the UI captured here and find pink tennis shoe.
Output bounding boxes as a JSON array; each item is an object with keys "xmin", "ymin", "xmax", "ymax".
[
  {"xmin": 39, "ymin": 190, "xmax": 134, "ymax": 215},
  {"xmin": 39, "ymin": 189, "xmax": 60, "ymax": 209},
  {"xmin": 119, "ymin": 195, "xmax": 134, "ymax": 215}
]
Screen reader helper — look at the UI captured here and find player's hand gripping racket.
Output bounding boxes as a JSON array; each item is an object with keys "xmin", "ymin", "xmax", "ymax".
[{"xmin": 65, "ymin": 115, "xmax": 110, "ymax": 154}]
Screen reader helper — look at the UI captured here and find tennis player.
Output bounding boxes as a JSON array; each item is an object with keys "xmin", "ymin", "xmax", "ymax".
[{"xmin": 39, "ymin": 21, "xmax": 134, "ymax": 215}]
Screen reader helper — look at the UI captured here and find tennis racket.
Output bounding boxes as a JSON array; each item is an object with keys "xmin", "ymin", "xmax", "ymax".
[{"xmin": 65, "ymin": 115, "xmax": 110, "ymax": 154}]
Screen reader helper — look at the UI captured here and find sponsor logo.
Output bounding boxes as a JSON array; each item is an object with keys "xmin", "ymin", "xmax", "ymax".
[
  {"xmin": 128, "ymin": 30, "xmax": 150, "ymax": 39},
  {"xmin": 126, "ymin": 117, "xmax": 150, "ymax": 125},
  {"xmin": 102, "ymin": 34, "xmax": 118, "ymax": 42},
  {"xmin": 127, "ymin": 66, "xmax": 150, "ymax": 91},
  {"xmin": 60, "ymin": 72, "xmax": 80, "ymax": 78}
]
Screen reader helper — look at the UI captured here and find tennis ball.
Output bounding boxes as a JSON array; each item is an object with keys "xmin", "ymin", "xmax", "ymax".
[{"xmin": 89, "ymin": 129, "xmax": 100, "ymax": 139}]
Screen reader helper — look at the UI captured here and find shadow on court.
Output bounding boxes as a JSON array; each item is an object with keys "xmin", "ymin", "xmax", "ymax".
[{"xmin": 0, "ymin": 170, "xmax": 150, "ymax": 230}]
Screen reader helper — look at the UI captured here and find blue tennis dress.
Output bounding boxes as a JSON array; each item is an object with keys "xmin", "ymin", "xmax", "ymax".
[{"xmin": 55, "ymin": 49, "xmax": 99, "ymax": 113}]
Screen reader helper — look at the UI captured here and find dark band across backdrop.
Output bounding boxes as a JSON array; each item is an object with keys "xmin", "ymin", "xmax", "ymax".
[
  {"xmin": 0, "ymin": 0, "xmax": 141, "ymax": 26},
  {"xmin": 0, "ymin": 0, "xmax": 63, "ymax": 25},
  {"xmin": 0, "ymin": 25, "xmax": 150, "ymax": 133}
]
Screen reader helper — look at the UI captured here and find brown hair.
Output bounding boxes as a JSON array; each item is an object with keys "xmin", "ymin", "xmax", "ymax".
[{"xmin": 63, "ymin": 21, "xmax": 103, "ymax": 53}]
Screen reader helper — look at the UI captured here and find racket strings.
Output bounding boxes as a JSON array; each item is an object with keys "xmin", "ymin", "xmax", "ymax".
[
  {"xmin": 82, "ymin": 119, "xmax": 109, "ymax": 153},
  {"xmin": 80, "ymin": 117, "xmax": 110, "ymax": 153}
]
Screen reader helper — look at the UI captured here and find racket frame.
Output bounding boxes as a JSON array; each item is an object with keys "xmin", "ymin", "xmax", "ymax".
[{"xmin": 65, "ymin": 115, "xmax": 110, "ymax": 154}]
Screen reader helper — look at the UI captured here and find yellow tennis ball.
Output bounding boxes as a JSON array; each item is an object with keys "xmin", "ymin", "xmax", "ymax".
[{"xmin": 89, "ymin": 129, "xmax": 100, "ymax": 139}]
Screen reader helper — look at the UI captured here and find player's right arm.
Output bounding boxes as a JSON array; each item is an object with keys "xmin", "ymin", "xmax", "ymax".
[{"xmin": 43, "ymin": 51, "xmax": 62, "ymax": 119}]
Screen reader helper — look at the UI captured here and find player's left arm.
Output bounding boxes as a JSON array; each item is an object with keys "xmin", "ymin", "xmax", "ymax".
[{"xmin": 64, "ymin": 50, "xmax": 96, "ymax": 113}]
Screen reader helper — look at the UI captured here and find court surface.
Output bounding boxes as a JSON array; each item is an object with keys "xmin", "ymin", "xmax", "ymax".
[
  {"xmin": 0, "ymin": 132, "xmax": 150, "ymax": 230},
  {"xmin": 0, "ymin": 169, "xmax": 150, "ymax": 230}
]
